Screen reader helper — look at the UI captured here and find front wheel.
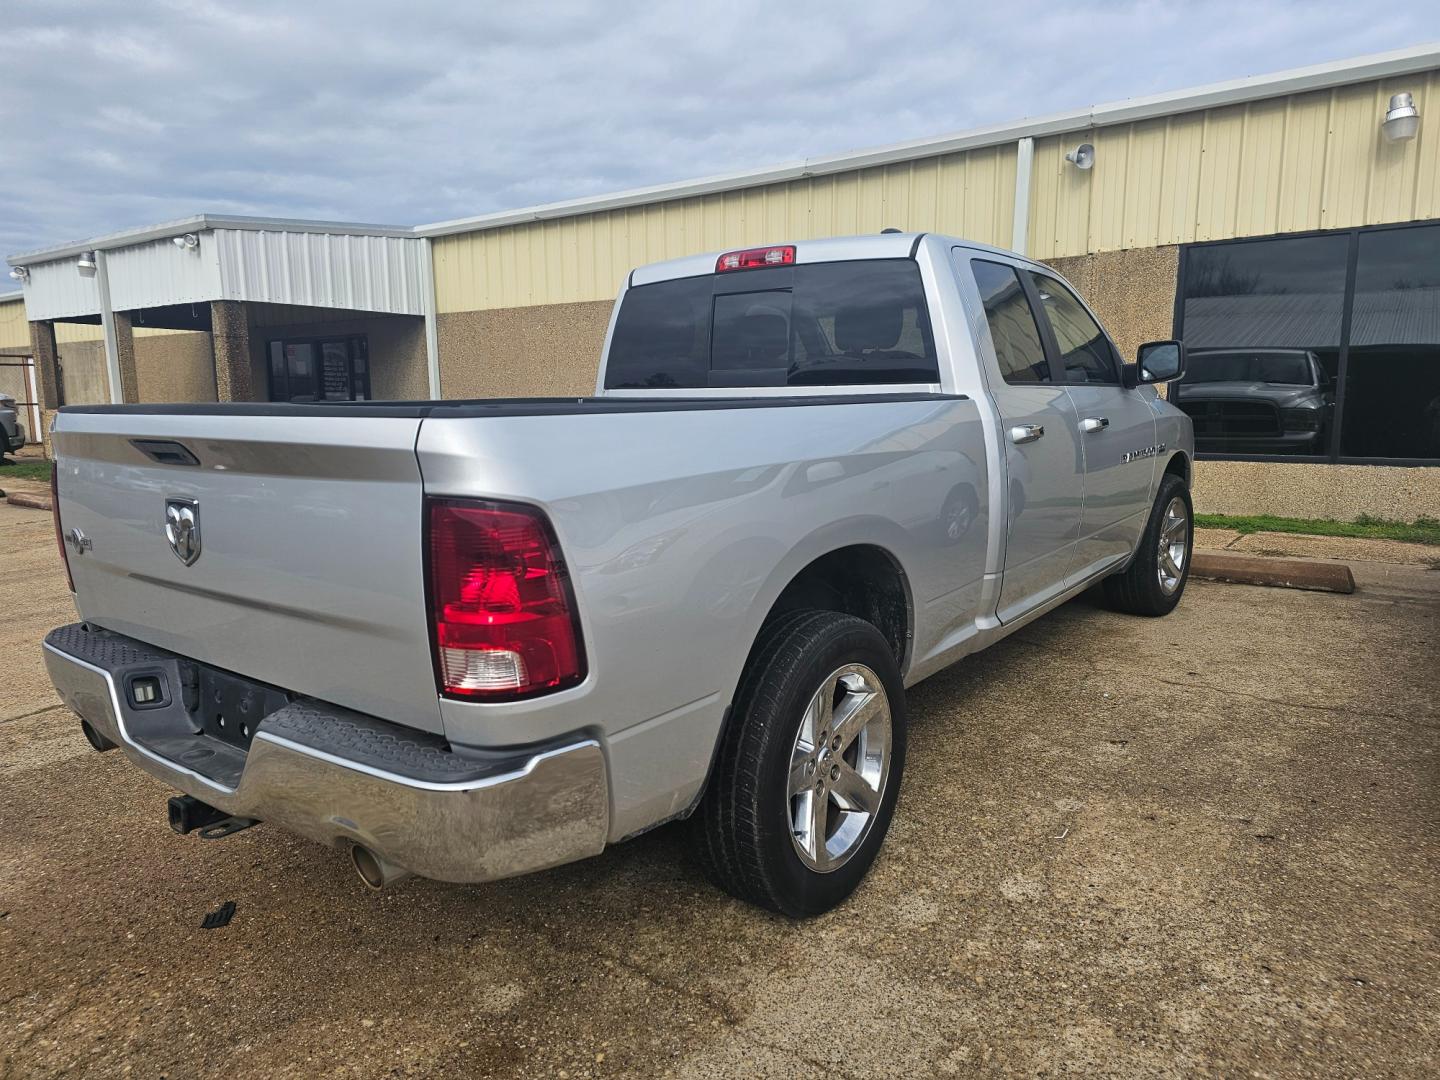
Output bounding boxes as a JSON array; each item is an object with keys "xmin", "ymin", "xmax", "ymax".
[
  {"xmin": 697, "ymin": 610, "xmax": 906, "ymax": 917},
  {"xmin": 1102, "ymin": 473, "xmax": 1193, "ymax": 616}
]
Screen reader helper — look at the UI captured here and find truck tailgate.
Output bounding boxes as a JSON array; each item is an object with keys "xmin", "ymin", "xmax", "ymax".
[{"xmin": 51, "ymin": 410, "xmax": 442, "ymax": 734}]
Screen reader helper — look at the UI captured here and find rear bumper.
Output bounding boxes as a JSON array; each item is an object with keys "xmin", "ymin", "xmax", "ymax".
[{"xmin": 42, "ymin": 623, "xmax": 609, "ymax": 883}]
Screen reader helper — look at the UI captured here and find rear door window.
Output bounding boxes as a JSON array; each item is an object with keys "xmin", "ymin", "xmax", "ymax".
[{"xmin": 604, "ymin": 259, "xmax": 939, "ymax": 389}]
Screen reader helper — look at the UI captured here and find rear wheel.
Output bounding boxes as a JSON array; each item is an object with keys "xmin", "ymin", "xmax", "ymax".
[
  {"xmin": 697, "ymin": 610, "xmax": 906, "ymax": 917},
  {"xmin": 1102, "ymin": 473, "xmax": 1193, "ymax": 616}
]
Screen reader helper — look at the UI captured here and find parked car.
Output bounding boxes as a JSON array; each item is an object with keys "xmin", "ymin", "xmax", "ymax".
[
  {"xmin": 1, "ymin": 392, "xmax": 26, "ymax": 453},
  {"xmin": 1172, "ymin": 348, "xmax": 1333, "ymax": 454},
  {"xmin": 41, "ymin": 233, "xmax": 1193, "ymax": 916}
]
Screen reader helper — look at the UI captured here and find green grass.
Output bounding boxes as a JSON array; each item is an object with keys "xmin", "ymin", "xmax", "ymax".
[
  {"xmin": 1194, "ymin": 512, "xmax": 1440, "ymax": 546},
  {"xmin": 0, "ymin": 459, "xmax": 52, "ymax": 484}
]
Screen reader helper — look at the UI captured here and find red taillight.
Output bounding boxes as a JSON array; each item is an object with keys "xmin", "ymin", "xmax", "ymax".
[
  {"xmin": 51, "ymin": 462, "xmax": 74, "ymax": 593},
  {"xmin": 426, "ymin": 499, "xmax": 585, "ymax": 701},
  {"xmin": 716, "ymin": 245, "xmax": 796, "ymax": 272}
]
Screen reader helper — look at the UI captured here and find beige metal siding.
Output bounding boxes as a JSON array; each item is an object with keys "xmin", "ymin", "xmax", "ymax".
[
  {"xmin": 0, "ymin": 298, "xmax": 28, "ymax": 349},
  {"xmin": 433, "ymin": 147, "xmax": 1017, "ymax": 312},
  {"xmin": 1029, "ymin": 71, "xmax": 1440, "ymax": 258}
]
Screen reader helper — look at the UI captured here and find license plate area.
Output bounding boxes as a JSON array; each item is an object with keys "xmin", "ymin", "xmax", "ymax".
[{"xmin": 191, "ymin": 666, "xmax": 291, "ymax": 750}]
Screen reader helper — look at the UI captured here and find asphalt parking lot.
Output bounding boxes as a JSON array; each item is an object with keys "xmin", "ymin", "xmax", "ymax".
[{"xmin": 1, "ymin": 497, "xmax": 1436, "ymax": 1078}]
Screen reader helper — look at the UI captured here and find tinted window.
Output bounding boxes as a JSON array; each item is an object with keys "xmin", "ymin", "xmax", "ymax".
[
  {"xmin": 1032, "ymin": 274, "xmax": 1119, "ymax": 384},
  {"xmin": 972, "ymin": 260, "xmax": 1050, "ymax": 384},
  {"xmin": 266, "ymin": 336, "xmax": 370, "ymax": 402},
  {"xmin": 604, "ymin": 260, "xmax": 939, "ymax": 389},
  {"xmin": 604, "ymin": 275, "xmax": 712, "ymax": 389},
  {"xmin": 1186, "ymin": 351, "xmax": 1316, "ymax": 386},
  {"xmin": 1177, "ymin": 233, "xmax": 1348, "ymax": 459},
  {"xmin": 1340, "ymin": 224, "xmax": 1440, "ymax": 459}
]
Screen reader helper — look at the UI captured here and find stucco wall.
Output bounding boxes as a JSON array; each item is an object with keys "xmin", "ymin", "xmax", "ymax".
[
  {"xmin": 437, "ymin": 300, "xmax": 613, "ymax": 399},
  {"xmin": 245, "ymin": 304, "xmax": 428, "ymax": 402},
  {"xmin": 134, "ymin": 332, "xmax": 217, "ymax": 403},
  {"xmin": 1044, "ymin": 245, "xmax": 1179, "ymax": 362},
  {"xmin": 1194, "ymin": 460, "xmax": 1440, "ymax": 521}
]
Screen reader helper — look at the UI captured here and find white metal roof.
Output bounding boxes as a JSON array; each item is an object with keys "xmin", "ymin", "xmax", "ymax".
[
  {"xmin": 8, "ymin": 42, "xmax": 1439, "ymax": 268},
  {"xmin": 8, "ymin": 214, "xmax": 414, "ymax": 267}
]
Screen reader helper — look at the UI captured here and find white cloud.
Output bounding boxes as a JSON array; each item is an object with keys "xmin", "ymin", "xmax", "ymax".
[{"xmin": 3, "ymin": 0, "xmax": 1438, "ymax": 255}]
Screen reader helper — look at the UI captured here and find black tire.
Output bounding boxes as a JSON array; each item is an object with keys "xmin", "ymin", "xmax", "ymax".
[
  {"xmin": 1102, "ymin": 472, "xmax": 1193, "ymax": 616},
  {"xmin": 697, "ymin": 610, "xmax": 907, "ymax": 918}
]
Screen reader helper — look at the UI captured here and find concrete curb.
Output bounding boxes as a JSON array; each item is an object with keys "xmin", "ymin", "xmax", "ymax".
[
  {"xmin": 1191, "ymin": 551, "xmax": 1356, "ymax": 594},
  {"xmin": 7, "ymin": 492, "xmax": 53, "ymax": 512}
]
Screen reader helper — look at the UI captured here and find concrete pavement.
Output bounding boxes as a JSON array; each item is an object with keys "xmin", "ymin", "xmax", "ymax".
[{"xmin": 2, "ymin": 499, "xmax": 1436, "ymax": 1077}]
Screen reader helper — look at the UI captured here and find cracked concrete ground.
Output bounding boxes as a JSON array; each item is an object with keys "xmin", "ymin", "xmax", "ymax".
[{"xmin": 1, "ymin": 497, "xmax": 1436, "ymax": 1078}]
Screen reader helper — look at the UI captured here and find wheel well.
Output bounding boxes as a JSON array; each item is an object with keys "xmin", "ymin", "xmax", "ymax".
[
  {"xmin": 1164, "ymin": 451, "xmax": 1190, "ymax": 488},
  {"xmin": 766, "ymin": 545, "xmax": 911, "ymax": 668}
]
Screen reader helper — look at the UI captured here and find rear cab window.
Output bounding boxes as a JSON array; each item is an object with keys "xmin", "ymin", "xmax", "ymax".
[{"xmin": 604, "ymin": 259, "xmax": 940, "ymax": 390}]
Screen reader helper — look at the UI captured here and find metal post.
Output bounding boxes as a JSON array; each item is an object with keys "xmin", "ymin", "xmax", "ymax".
[
  {"xmin": 421, "ymin": 238, "xmax": 442, "ymax": 399},
  {"xmin": 1012, "ymin": 137, "xmax": 1034, "ymax": 257},
  {"xmin": 94, "ymin": 249, "xmax": 124, "ymax": 405}
]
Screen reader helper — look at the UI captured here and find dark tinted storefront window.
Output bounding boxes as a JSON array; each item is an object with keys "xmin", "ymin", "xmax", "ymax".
[
  {"xmin": 1176, "ymin": 233, "xmax": 1347, "ymax": 459},
  {"xmin": 1341, "ymin": 224, "xmax": 1440, "ymax": 459},
  {"xmin": 605, "ymin": 260, "xmax": 939, "ymax": 389},
  {"xmin": 267, "ymin": 335, "xmax": 370, "ymax": 402}
]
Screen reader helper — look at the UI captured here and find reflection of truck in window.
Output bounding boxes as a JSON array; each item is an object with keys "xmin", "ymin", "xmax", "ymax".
[{"xmin": 1173, "ymin": 348, "xmax": 1333, "ymax": 454}]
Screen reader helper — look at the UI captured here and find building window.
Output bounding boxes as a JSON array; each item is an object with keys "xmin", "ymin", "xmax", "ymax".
[
  {"xmin": 1175, "ymin": 221, "xmax": 1440, "ymax": 465},
  {"xmin": 267, "ymin": 335, "xmax": 370, "ymax": 402}
]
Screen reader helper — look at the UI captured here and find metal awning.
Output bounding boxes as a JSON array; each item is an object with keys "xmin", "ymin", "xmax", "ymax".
[{"xmin": 7, "ymin": 216, "xmax": 440, "ymax": 402}]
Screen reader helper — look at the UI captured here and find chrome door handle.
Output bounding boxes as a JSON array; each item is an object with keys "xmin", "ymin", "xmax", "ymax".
[
  {"xmin": 1079, "ymin": 416, "xmax": 1110, "ymax": 433},
  {"xmin": 1009, "ymin": 424, "xmax": 1045, "ymax": 445}
]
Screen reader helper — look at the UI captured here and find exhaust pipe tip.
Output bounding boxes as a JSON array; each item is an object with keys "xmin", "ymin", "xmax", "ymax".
[
  {"xmin": 350, "ymin": 844, "xmax": 412, "ymax": 890},
  {"xmin": 80, "ymin": 720, "xmax": 117, "ymax": 752}
]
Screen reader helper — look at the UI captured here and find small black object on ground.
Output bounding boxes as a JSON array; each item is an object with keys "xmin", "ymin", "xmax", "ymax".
[{"xmin": 201, "ymin": 900, "xmax": 237, "ymax": 930}]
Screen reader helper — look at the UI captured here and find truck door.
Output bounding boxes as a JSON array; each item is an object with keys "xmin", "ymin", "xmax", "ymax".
[
  {"xmin": 967, "ymin": 258, "xmax": 1086, "ymax": 624},
  {"xmin": 1027, "ymin": 271, "xmax": 1157, "ymax": 582}
]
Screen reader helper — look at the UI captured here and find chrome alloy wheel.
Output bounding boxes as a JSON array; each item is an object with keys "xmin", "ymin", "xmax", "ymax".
[
  {"xmin": 787, "ymin": 663, "xmax": 892, "ymax": 873},
  {"xmin": 1157, "ymin": 496, "xmax": 1190, "ymax": 595}
]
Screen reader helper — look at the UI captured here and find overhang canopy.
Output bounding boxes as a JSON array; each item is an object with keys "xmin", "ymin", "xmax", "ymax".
[{"xmin": 11, "ymin": 216, "xmax": 430, "ymax": 323}]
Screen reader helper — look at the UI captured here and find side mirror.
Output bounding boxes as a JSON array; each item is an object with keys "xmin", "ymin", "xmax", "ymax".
[{"xmin": 1135, "ymin": 340, "xmax": 1185, "ymax": 384}]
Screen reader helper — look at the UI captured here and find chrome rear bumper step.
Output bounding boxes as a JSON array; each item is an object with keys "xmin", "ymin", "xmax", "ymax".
[{"xmin": 43, "ymin": 623, "xmax": 610, "ymax": 884}]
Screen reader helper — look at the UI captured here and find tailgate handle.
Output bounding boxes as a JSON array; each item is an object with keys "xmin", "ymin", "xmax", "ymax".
[{"xmin": 131, "ymin": 439, "xmax": 200, "ymax": 467}]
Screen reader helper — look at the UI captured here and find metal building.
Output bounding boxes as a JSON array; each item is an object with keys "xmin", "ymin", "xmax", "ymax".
[{"xmin": 3, "ymin": 43, "xmax": 1438, "ymax": 520}]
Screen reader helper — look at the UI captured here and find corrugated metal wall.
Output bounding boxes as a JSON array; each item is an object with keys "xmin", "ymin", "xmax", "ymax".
[
  {"xmin": 108, "ymin": 236, "xmax": 222, "ymax": 311},
  {"xmin": 0, "ymin": 298, "xmax": 27, "ymax": 349},
  {"xmin": 1028, "ymin": 72, "xmax": 1440, "ymax": 258},
  {"xmin": 432, "ymin": 71, "xmax": 1438, "ymax": 313},
  {"xmin": 432, "ymin": 146, "xmax": 1017, "ymax": 312},
  {"xmin": 214, "ymin": 229, "xmax": 429, "ymax": 315}
]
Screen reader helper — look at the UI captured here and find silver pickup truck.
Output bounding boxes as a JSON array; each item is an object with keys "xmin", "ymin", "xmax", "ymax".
[{"xmin": 42, "ymin": 233, "xmax": 1193, "ymax": 916}]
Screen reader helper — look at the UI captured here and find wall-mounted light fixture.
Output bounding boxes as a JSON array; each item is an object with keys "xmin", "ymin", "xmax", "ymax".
[
  {"xmin": 1383, "ymin": 92, "xmax": 1420, "ymax": 142},
  {"xmin": 172, "ymin": 232, "xmax": 200, "ymax": 251},
  {"xmin": 1064, "ymin": 142, "xmax": 1095, "ymax": 170},
  {"xmin": 77, "ymin": 250, "xmax": 97, "ymax": 274},
  {"xmin": 8, "ymin": 266, "xmax": 28, "ymax": 283}
]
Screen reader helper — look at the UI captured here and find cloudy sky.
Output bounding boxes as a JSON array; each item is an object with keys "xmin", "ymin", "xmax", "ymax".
[{"xmin": 3, "ymin": 1, "xmax": 1437, "ymax": 256}]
